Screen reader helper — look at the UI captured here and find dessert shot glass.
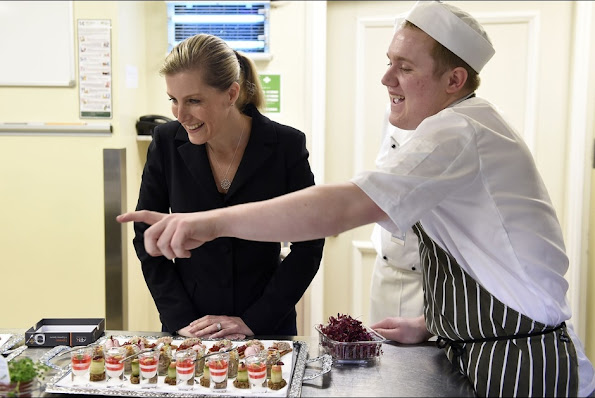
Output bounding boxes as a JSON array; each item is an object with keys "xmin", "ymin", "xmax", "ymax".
[
  {"xmin": 193, "ymin": 344, "xmax": 205, "ymax": 378},
  {"xmin": 122, "ymin": 344, "xmax": 140, "ymax": 375},
  {"xmin": 138, "ymin": 350, "xmax": 160, "ymax": 387},
  {"xmin": 104, "ymin": 346, "xmax": 127, "ymax": 385},
  {"xmin": 70, "ymin": 346, "xmax": 93, "ymax": 385},
  {"xmin": 245, "ymin": 354, "xmax": 267, "ymax": 393},
  {"xmin": 175, "ymin": 349, "xmax": 197, "ymax": 390},
  {"xmin": 208, "ymin": 352, "xmax": 230, "ymax": 392},
  {"xmin": 266, "ymin": 348, "xmax": 280, "ymax": 379},
  {"xmin": 227, "ymin": 349, "xmax": 239, "ymax": 379}
]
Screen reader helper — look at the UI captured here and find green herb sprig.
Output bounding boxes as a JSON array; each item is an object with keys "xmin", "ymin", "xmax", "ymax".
[{"xmin": 8, "ymin": 357, "xmax": 50, "ymax": 382}]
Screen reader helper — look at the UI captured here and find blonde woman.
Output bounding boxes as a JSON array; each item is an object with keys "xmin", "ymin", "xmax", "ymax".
[{"xmin": 133, "ymin": 34, "xmax": 324, "ymax": 339}]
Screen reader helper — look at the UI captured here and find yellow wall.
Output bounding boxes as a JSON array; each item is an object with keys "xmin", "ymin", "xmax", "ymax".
[
  {"xmin": 1, "ymin": 2, "xmax": 117, "ymax": 328},
  {"xmin": 0, "ymin": 1, "xmax": 314, "ymax": 333}
]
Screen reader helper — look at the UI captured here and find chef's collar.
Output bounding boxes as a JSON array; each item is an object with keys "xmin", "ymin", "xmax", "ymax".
[
  {"xmin": 448, "ymin": 92, "xmax": 476, "ymax": 108},
  {"xmin": 389, "ymin": 125, "xmax": 416, "ymax": 148}
]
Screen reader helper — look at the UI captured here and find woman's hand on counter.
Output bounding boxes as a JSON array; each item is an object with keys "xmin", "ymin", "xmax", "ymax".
[
  {"xmin": 371, "ymin": 315, "xmax": 433, "ymax": 344},
  {"xmin": 179, "ymin": 315, "xmax": 253, "ymax": 340}
]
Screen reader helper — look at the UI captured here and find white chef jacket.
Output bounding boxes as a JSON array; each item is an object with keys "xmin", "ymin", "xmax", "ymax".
[
  {"xmin": 369, "ymin": 109, "xmax": 424, "ymax": 323},
  {"xmin": 352, "ymin": 96, "xmax": 594, "ymax": 396},
  {"xmin": 369, "ymin": 224, "xmax": 424, "ymax": 323}
]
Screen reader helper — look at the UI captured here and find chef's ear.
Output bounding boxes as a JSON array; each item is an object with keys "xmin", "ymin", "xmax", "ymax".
[{"xmin": 446, "ymin": 67, "xmax": 468, "ymax": 94}]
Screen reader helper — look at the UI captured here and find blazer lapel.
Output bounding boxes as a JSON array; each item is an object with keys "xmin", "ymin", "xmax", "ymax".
[
  {"xmin": 225, "ymin": 110, "xmax": 276, "ymax": 200},
  {"xmin": 175, "ymin": 126, "xmax": 223, "ymax": 205}
]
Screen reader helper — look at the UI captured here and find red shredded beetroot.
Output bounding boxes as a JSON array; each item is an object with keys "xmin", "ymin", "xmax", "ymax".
[
  {"xmin": 319, "ymin": 314, "xmax": 373, "ymax": 342},
  {"xmin": 318, "ymin": 314, "xmax": 382, "ymax": 361}
]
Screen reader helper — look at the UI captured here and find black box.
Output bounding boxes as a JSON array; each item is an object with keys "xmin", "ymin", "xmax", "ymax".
[{"xmin": 25, "ymin": 318, "xmax": 105, "ymax": 347}]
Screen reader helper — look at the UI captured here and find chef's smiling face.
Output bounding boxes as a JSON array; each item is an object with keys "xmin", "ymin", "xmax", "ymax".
[
  {"xmin": 381, "ymin": 26, "xmax": 453, "ymax": 130},
  {"xmin": 165, "ymin": 69, "xmax": 237, "ymax": 145}
]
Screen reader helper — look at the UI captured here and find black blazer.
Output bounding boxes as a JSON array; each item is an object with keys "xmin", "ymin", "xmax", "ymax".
[{"xmin": 133, "ymin": 105, "xmax": 325, "ymax": 335}]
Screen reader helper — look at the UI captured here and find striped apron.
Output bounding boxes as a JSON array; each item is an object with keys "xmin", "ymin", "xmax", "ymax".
[{"xmin": 412, "ymin": 222, "xmax": 578, "ymax": 397}]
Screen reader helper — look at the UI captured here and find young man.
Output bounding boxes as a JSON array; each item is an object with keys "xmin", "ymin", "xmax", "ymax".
[{"xmin": 119, "ymin": 2, "xmax": 594, "ymax": 396}]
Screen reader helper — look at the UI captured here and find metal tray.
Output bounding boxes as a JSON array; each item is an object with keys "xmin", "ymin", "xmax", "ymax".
[
  {"xmin": 0, "ymin": 333, "xmax": 24, "ymax": 354},
  {"xmin": 0, "ymin": 333, "xmax": 27, "ymax": 362},
  {"xmin": 43, "ymin": 335, "xmax": 317, "ymax": 397}
]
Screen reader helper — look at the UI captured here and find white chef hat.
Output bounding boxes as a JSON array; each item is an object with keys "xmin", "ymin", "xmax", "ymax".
[{"xmin": 404, "ymin": 1, "xmax": 495, "ymax": 73}]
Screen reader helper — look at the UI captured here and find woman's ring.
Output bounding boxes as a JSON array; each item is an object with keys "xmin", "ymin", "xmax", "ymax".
[{"xmin": 216, "ymin": 322, "xmax": 222, "ymax": 331}]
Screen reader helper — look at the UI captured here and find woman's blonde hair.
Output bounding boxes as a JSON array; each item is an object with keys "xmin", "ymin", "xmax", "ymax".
[{"xmin": 160, "ymin": 34, "xmax": 264, "ymax": 111}]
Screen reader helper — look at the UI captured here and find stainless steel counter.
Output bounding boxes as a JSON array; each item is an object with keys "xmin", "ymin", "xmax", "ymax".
[
  {"xmin": 300, "ymin": 337, "xmax": 474, "ymax": 397},
  {"xmin": 1, "ymin": 329, "xmax": 475, "ymax": 397}
]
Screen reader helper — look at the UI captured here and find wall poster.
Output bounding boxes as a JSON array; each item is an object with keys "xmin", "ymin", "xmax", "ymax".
[
  {"xmin": 78, "ymin": 19, "xmax": 112, "ymax": 118},
  {"xmin": 259, "ymin": 74, "xmax": 281, "ymax": 113}
]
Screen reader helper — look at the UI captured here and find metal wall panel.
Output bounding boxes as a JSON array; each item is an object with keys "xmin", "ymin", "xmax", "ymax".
[{"xmin": 103, "ymin": 148, "xmax": 127, "ymax": 330}]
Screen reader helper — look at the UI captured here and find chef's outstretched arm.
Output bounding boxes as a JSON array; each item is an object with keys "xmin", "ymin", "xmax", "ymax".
[{"xmin": 117, "ymin": 182, "xmax": 387, "ymax": 260}]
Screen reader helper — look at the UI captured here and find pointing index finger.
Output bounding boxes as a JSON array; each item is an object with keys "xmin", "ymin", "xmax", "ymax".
[{"xmin": 116, "ymin": 210, "xmax": 166, "ymax": 225}]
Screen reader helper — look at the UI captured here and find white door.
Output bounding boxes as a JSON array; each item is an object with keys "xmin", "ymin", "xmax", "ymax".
[{"xmin": 323, "ymin": 1, "xmax": 588, "ymax": 333}]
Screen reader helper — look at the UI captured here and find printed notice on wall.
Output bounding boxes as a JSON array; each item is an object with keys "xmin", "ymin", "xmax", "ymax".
[
  {"xmin": 78, "ymin": 20, "xmax": 112, "ymax": 118},
  {"xmin": 259, "ymin": 74, "xmax": 281, "ymax": 113}
]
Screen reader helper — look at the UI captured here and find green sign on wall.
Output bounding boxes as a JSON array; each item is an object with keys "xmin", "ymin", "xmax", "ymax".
[{"xmin": 259, "ymin": 74, "xmax": 280, "ymax": 113}]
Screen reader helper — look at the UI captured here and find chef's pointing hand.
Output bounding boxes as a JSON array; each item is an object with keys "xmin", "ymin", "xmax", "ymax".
[
  {"xmin": 117, "ymin": 209, "xmax": 165, "ymax": 226},
  {"xmin": 117, "ymin": 210, "xmax": 216, "ymax": 259}
]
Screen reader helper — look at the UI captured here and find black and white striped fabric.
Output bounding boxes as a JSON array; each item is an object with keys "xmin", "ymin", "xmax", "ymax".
[{"xmin": 412, "ymin": 222, "xmax": 578, "ymax": 397}]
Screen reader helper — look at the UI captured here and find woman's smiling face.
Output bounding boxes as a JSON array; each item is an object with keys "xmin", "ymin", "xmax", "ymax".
[
  {"xmin": 165, "ymin": 69, "xmax": 234, "ymax": 145},
  {"xmin": 381, "ymin": 26, "xmax": 452, "ymax": 130}
]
